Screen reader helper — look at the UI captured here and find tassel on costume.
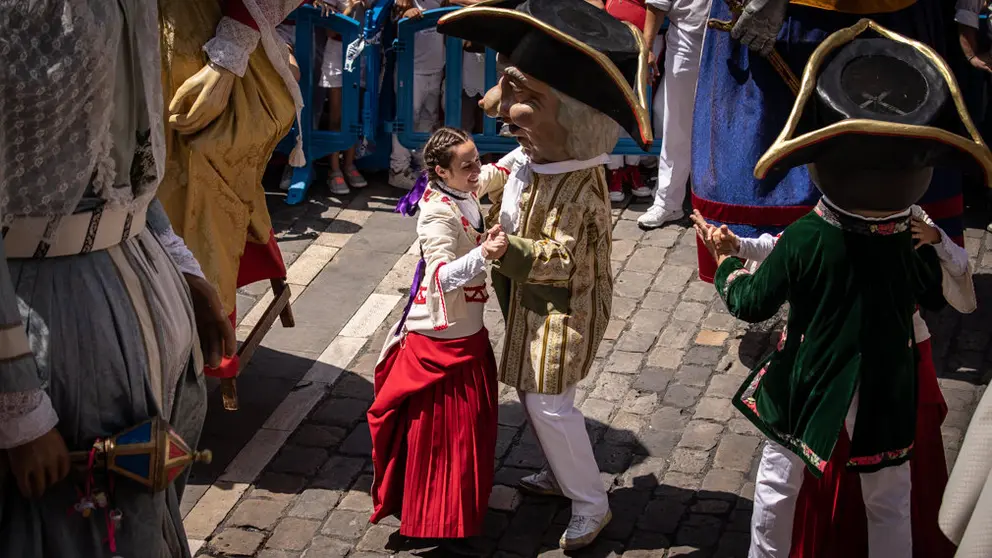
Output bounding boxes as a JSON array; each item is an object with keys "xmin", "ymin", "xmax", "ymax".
[{"xmin": 289, "ymin": 133, "xmax": 306, "ymax": 167}]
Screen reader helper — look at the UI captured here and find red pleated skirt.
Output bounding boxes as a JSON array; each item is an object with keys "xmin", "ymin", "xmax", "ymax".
[
  {"xmin": 789, "ymin": 338, "xmax": 956, "ymax": 558},
  {"xmin": 367, "ymin": 328, "xmax": 499, "ymax": 538}
]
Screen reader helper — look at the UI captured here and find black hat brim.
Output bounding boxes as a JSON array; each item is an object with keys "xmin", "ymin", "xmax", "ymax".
[
  {"xmin": 437, "ymin": 0, "xmax": 653, "ymax": 150},
  {"xmin": 755, "ymin": 19, "xmax": 992, "ymax": 184}
]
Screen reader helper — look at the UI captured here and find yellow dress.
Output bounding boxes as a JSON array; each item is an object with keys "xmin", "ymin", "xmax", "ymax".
[{"xmin": 157, "ymin": 0, "xmax": 296, "ymax": 314}]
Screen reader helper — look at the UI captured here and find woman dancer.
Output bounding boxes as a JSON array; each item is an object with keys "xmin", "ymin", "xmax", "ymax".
[{"xmin": 368, "ymin": 128, "xmax": 505, "ymax": 544}]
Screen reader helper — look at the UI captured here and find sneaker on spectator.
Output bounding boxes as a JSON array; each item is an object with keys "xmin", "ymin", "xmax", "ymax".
[
  {"xmin": 327, "ymin": 171, "xmax": 350, "ymax": 196},
  {"xmin": 343, "ymin": 166, "xmax": 368, "ymax": 189},
  {"xmin": 637, "ymin": 204, "xmax": 684, "ymax": 229},
  {"xmin": 630, "ymin": 168, "xmax": 652, "ymax": 198},
  {"xmin": 389, "ymin": 169, "xmax": 418, "ymax": 190},
  {"xmin": 608, "ymin": 168, "xmax": 626, "ymax": 203}
]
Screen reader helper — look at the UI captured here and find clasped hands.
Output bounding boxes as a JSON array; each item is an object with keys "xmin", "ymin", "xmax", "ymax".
[
  {"xmin": 690, "ymin": 210, "xmax": 739, "ymax": 265},
  {"xmin": 481, "ymin": 224, "xmax": 508, "ymax": 260}
]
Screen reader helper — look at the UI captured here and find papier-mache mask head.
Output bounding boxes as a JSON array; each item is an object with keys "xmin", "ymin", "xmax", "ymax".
[
  {"xmin": 437, "ymin": 0, "xmax": 653, "ymax": 163},
  {"xmin": 755, "ymin": 19, "xmax": 992, "ymax": 212}
]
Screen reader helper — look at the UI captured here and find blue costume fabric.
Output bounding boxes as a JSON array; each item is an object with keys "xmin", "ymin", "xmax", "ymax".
[{"xmin": 691, "ymin": 0, "xmax": 958, "ymax": 281}]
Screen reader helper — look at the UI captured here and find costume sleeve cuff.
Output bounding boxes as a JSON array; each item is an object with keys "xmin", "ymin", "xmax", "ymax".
[
  {"xmin": 203, "ymin": 17, "xmax": 261, "ymax": 77},
  {"xmin": 0, "ymin": 390, "xmax": 58, "ymax": 449},
  {"xmin": 146, "ymin": 200, "xmax": 205, "ymax": 278},
  {"xmin": 956, "ymin": 9, "xmax": 981, "ymax": 29},
  {"xmin": 714, "ymin": 257, "xmax": 747, "ymax": 300},
  {"xmin": 492, "ymin": 235, "xmax": 535, "ymax": 282}
]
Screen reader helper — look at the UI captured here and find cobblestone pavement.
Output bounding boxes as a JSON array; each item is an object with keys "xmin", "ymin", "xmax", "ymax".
[{"xmin": 182, "ymin": 178, "xmax": 991, "ymax": 558}]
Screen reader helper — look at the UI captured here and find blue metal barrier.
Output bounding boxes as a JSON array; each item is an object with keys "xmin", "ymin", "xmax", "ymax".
[
  {"xmin": 394, "ymin": 7, "xmax": 663, "ymax": 157},
  {"xmin": 278, "ymin": 3, "xmax": 665, "ymax": 204},
  {"xmin": 278, "ymin": 6, "xmax": 364, "ymax": 205}
]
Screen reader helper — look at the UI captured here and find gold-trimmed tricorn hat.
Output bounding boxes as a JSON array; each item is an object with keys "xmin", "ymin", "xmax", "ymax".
[
  {"xmin": 437, "ymin": 0, "xmax": 653, "ymax": 149},
  {"xmin": 755, "ymin": 19, "xmax": 992, "ymax": 189}
]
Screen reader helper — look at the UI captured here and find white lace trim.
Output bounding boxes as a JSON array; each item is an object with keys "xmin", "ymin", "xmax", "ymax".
[
  {"xmin": 157, "ymin": 225, "xmax": 205, "ymax": 278},
  {"xmin": 203, "ymin": 17, "xmax": 261, "ymax": 77},
  {"xmin": 0, "ymin": 390, "xmax": 59, "ymax": 449},
  {"xmin": 0, "ymin": 1, "xmax": 165, "ymax": 238}
]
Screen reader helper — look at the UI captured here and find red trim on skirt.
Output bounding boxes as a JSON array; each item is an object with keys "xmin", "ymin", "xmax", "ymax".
[
  {"xmin": 367, "ymin": 328, "xmax": 498, "ymax": 538},
  {"xmin": 789, "ymin": 338, "xmax": 955, "ymax": 558}
]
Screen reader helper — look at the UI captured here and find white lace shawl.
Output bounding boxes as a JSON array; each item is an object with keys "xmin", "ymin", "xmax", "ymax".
[{"xmin": 0, "ymin": 0, "xmax": 165, "ymax": 233}]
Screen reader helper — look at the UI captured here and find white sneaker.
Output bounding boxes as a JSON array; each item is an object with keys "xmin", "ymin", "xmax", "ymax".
[
  {"xmin": 389, "ymin": 169, "xmax": 417, "ymax": 190},
  {"xmin": 637, "ymin": 205, "xmax": 685, "ymax": 229},
  {"xmin": 559, "ymin": 510, "xmax": 612, "ymax": 550},
  {"xmin": 518, "ymin": 469, "xmax": 564, "ymax": 497}
]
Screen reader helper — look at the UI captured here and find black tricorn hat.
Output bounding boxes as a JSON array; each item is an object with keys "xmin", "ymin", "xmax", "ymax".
[
  {"xmin": 755, "ymin": 20, "xmax": 992, "ymax": 194},
  {"xmin": 437, "ymin": 0, "xmax": 653, "ymax": 149}
]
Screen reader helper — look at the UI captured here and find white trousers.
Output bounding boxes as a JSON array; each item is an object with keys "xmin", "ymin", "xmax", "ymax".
[
  {"xmin": 518, "ymin": 386, "xmax": 609, "ymax": 517},
  {"xmin": 391, "ymin": 71, "xmax": 443, "ymax": 172},
  {"xmin": 649, "ymin": 24, "xmax": 704, "ymax": 213},
  {"xmin": 750, "ymin": 391, "xmax": 913, "ymax": 558}
]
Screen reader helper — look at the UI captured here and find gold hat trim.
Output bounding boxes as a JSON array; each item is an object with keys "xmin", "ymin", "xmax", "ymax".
[
  {"xmin": 438, "ymin": 4, "xmax": 653, "ymax": 146},
  {"xmin": 754, "ymin": 18, "xmax": 992, "ymax": 183}
]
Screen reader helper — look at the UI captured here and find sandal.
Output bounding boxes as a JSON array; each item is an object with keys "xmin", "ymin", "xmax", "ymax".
[
  {"xmin": 327, "ymin": 171, "xmax": 350, "ymax": 195},
  {"xmin": 343, "ymin": 166, "xmax": 368, "ymax": 189}
]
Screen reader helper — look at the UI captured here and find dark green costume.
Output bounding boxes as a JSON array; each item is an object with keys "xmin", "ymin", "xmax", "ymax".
[{"xmin": 717, "ymin": 199, "xmax": 946, "ymax": 476}]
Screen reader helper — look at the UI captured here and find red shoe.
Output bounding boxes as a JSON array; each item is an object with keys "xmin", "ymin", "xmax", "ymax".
[{"xmin": 608, "ymin": 168, "xmax": 626, "ymax": 202}]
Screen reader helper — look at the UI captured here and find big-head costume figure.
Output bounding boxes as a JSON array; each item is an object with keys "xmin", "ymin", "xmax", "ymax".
[
  {"xmin": 691, "ymin": 0, "xmax": 956, "ymax": 282},
  {"xmin": 437, "ymin": 0, "xmax": 652, "ymax": 549},
  {"xmin": 703, "ymin": 20, "xmax": 992, "ymax": 558}
]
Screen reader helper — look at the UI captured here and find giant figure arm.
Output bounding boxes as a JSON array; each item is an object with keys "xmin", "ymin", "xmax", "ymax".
[
  {"xmin": 0, "ymin": 231, "xmax": 56, "ymax": 449},
  {"xmin": 493, "ymin": 203, "xmax": 584, "ymax": 285},
  {"xmin": 714, "ymin": 231, "xmax": 792, "ymax": 323}
]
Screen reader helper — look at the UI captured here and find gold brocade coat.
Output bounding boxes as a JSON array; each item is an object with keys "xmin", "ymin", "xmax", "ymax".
[
  {"xmin": 482, "ymin": 164, "xmax": 614, "ymax": 395},
  {"xmin": 157, "ymin": 0, "xmax": 296, "ymax": 314}
]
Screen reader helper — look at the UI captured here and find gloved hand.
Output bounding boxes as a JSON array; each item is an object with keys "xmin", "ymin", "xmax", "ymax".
[
  {"xmin": 731, "ymin": 0, "xmax": 788, "ymax": 57},
  {"xmin": 168, "ymin": 63, "xmax": 236, "ymax": 135}
]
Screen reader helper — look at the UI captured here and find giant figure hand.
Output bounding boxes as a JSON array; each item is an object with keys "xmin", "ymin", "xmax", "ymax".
[
  {"xmin": 168, "ymin": 63, "xmax": 236, "ymax": 135},
  {"xmin": 731, "ymin": 0, "xmax": 788, "ymax": 56}
]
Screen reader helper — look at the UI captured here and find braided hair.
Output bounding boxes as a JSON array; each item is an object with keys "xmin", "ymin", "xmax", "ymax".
[
  {"xmin": 423, "ymin": 127, "xmax": 472, "ymax": 182},
  {"xmin": 395, "ymin": 127, "xmax": 472, "ymax": 217}
]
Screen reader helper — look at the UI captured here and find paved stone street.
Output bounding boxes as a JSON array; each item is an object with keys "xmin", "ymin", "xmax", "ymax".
[{"xmin": 181, "ymin": 177, "xmax": 991, "ymax": 558}]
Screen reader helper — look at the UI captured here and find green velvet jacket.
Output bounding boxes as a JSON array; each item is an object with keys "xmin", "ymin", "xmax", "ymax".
[{"xmin": 716, "ymin": 200, "xmax": 946, "ymax": 476}]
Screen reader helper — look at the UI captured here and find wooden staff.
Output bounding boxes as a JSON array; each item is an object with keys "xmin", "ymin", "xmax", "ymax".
[{"xmin": 708, "ymin": 0, "xmax": 801, "ymax": 96}]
